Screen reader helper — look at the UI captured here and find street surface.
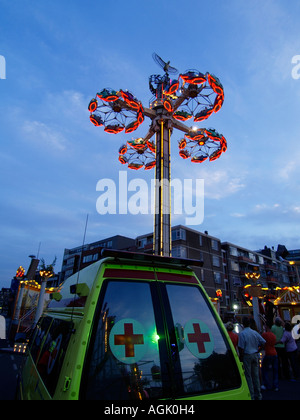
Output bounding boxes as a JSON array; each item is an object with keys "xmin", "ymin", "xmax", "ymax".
[
  {"xmin": 0, "ymin": 347, "xmax": 23, "ymax": 400},
  {"xmin": 262, "ymin": 378, "xmax": 300, "ymax": 400}
]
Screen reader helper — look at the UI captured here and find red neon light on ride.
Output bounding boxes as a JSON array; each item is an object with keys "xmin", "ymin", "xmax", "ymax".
[
  {"xmin": 90, "ymin": 114, "xmax": 103, "ymax": 127},
  {"xmin": 104, "ymin": 125, "xmax": 124, "ymax": 134},
  {"xmin": 179, "ymin": 149, "xmax": 190, "ymax": 159},
  {"xmin": 173, "ymin": 111, "xmax": 192, "ymax": 121},
  {"xmin": 119, "ymin": 155, "xmax": 127, "ymax": 164},
  {"xmin": 163, "ymin": 99, "xmax": 173, "ymax": 113},
  {"xmin": 147, "ymin": 140, "xmax": 156, "ymax": 153},
  {"xmin": 88, "ymin": 99, "xmax": 98, "ymax": 113},
  {"xmin": 145, "ymin": 161, "xmax": 156, "ymax": 170},
  {"xmin": 125, "ymin": 120, "xmax": 139, "ymax": 133}
]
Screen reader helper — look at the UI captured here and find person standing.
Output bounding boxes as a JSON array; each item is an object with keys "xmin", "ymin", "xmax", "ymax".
[
  {"xmin": 238, "ymin": 316, "xmax": 266, "ymax": 400},
  {"xmin": 225, "ymin": 322, "xmax": 239, "ymax": 351},
  {"xmin": 261, "ymin": 328, "xmax": 279, "ymax": 391},
  {"xmin": 271, "ymin": 318, "xmax": 289, "ymax": 379},
  {"xmin": 280, "ymin": 322, "xmax": 299, "ymax": 380}
]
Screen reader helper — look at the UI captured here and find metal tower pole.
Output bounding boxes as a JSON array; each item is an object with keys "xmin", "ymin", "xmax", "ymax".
[{"xmin": 153, "ymin": 116, "xmax": 172, "ymax": 256}]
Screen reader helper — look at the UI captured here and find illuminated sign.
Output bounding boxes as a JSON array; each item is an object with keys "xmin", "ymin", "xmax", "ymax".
[
  {"xmin": 16, "ymin": 266, "xmax": 25, "ymax": 278},
  {"xmin": 275, "ymin": 290, "xmax": 300, "ymax": 305}
]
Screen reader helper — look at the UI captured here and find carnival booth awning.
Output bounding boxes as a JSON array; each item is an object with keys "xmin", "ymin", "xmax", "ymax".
[{"xmin": 274, "ymin": 288, "xmax": 300, "ymax": 322}]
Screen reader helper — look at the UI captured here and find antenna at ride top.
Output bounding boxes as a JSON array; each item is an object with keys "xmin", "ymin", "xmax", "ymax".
[{"xmin": 152, "ymin": 53, "xmax": 178, "ymax": 75}]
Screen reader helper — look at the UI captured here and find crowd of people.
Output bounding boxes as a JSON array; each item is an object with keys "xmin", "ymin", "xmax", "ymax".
[{"xmin": 225, "ymin": 316, "xmax": 300, "ymax": 400}]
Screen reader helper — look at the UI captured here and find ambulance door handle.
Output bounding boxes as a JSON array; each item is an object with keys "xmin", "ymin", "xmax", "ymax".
[{"xmin": 63, "ymin": 376, "xmax": 71, "ymax": 392}]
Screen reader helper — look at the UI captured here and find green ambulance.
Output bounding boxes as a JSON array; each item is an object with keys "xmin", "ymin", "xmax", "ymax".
[{"xmin": 18, "ymin": 250, "xmax": 250, "ymax": 400}]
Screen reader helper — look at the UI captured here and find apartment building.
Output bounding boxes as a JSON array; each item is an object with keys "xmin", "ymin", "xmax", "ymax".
[
  {"xmin": 60, "ymin": 235, "xmax": 136, "ymax": 282},
  {"xmin": 222, "ymin": 242, "xmax": 297, "ymax": 314},
  {"xmin": 285, "ymin": 248, "xmax": 300, "ymax": 263}
]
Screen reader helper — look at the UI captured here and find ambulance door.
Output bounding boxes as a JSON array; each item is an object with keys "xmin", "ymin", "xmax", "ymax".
[
  {"xmin": 81, "ymin": 280, "xmax": 167, "ymax": 400},
  {"xmin": 160, "ymin": 282, "xmax": 243, "ymax": 397}
]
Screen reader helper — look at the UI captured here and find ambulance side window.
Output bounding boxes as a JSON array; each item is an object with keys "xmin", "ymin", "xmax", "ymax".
[
  {"xmin": 83, "ymin": 281, "xmax": 163, "ymax": 400},
  {"xmin": 166, "ymin": 284, "xmax": 241, "ymax": 394},
  {"xmin": 30, "ymin": 316, "xmax": 52, "ymax": 364},
  {"xmin": 30, "ymin": 316, "xmax": 73, "ymax": 397}
]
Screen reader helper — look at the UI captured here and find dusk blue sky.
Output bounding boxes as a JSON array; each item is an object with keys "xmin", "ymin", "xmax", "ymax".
[{"xmin": 1, "ymin": 0, "xmax": 300, "ymax": 288}]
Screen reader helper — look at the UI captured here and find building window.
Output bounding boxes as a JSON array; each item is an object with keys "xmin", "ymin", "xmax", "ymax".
[
  {"xmin": 172, "ymin": 246, "xmax": 187, "ymax": 258},
  {"xmin": 238, "ymin": 250, "xmax": 247, "ymax": 258},
  {"xmin": 230, "ymin": 246, "xmax": 238, "ymax": 256},
  {"xmin": 66, "ymin": 257, "xmax": 75, "ymax": 267},
  {"xmin": 83, "ymin": 255, "xmax": 93, "ymax": 263},
  {"xmin": 231, "ymin": 260, "xmax": 239, "ymax": 271},
  {"xmin": 138, "ymin": 238, "xmax": 147, "ymax": 248},
  {"xmin": 213, "ymin": 255, "xmax": 220, "ymax": 267},
  {"xmin": 172, "ymin": 228, "xmax": 186, "ymax": 241},
  {"xmin": 214, "ymin": 272, "xmax": 222, "ymax": 284},
  {"xmin": 232, "ymin": 276, "xmax": 241, "ymax": 286},
  {"xmin": 211, "ymin": 239, "xmax": 219, "ymax": 251},
  {"xmin": 249, "ymin": 253, "xmax": 256, "ymax": 262}
]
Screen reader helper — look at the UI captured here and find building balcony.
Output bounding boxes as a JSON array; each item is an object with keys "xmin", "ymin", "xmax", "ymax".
[
  {"xmin": 265, "ymin": 263, "xmax": 277, "ymax": 270},
  {"xmin": 266, "ymin": 276, "xmax": 279, "ymax": 284},
  {"xmin": 238, "ymin": 256, "xmax": 255, "ymax": 264}
]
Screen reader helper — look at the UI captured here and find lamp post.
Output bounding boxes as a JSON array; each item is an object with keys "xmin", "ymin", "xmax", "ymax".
[{"xmin": 89, "ymin": 54, "xmax": 228, "ymax": 256}]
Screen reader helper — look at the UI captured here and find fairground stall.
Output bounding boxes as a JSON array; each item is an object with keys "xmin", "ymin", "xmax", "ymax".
[{"xmin": 274, "ymin": 288, "xmax": 300, "ymax": 322}]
